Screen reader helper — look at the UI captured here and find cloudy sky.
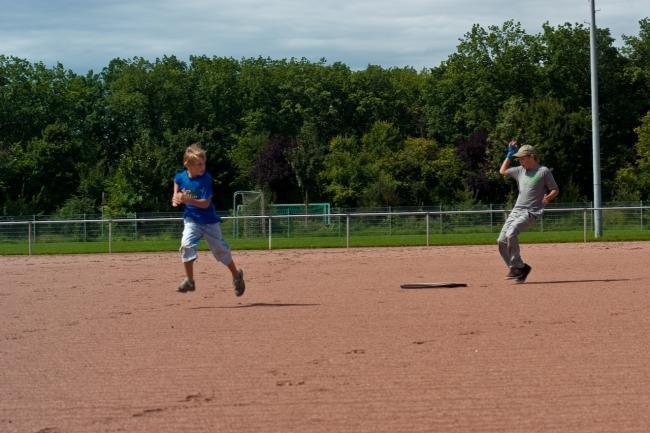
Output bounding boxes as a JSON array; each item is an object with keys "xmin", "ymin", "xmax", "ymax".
[{"xmin": 2, "ymin": 0, "xmax": 647, "ymax": 73}]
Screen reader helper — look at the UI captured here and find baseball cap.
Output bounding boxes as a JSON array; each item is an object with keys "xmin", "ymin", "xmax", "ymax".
[{"xmin": 512, "ymin": 144, "xmax": 537, "ymax": 158}]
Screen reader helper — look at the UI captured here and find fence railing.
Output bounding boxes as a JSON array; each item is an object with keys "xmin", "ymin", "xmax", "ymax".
[{"xmin": 1, "ymin": 204, "xmax": 648, "ymax": 255}]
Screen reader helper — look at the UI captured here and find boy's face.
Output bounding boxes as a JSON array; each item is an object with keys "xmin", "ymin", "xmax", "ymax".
[
  {"xmin": 517, "ymin": 155, "xmax": 537, "ymax": 170},
  {"xmin": 185, "ymin": 158, "xmax": 206, "ymax": 178}
]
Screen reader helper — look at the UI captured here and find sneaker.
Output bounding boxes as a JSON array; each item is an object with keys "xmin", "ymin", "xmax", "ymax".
[
  {"xmin": 177, "ymin": 278, "xmax": 195, "ymax": 293},
  {"xmin": 233, "ymin": 269, "xmax": 245, "ymax": 297},
  {"xmin": 515, "ymin": 264, "xmax": 532, "ymax": 284},
  {"xmin": 506, "ymin": 268, "xmax": 521, "ymax": 279}
]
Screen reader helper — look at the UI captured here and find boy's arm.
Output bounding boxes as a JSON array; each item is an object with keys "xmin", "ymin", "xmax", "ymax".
[
  {"xmin": 172, "ymin": 182, "xmax": 182, "ymax": 207},
  {"xmin": 180, "ymin": 196, "xmax": 211, "ymax": 209},
  {"xmin": 499, "ymin": 139, "xmax": 517, "ymax": 176},
  {"xmin": 543, "ymin": 188, "xmax": 559, "ymax": 205},
  {"xmin": 179, "ymin": 173, "xmax": 214, "ymax": 209},
  {"xmin": 542, "ymin": 170, "xmax": 559, "ymax": 205},
  {"xmin": 172, "ymin": 178, "xmax": 211, "ymax": 208},
  {"xmin": 499, "ymin": 157, "xmax": 511, "ymax": 176}
]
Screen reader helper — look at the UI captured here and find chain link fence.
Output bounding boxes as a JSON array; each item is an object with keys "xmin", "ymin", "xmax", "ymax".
[{"xmin": 1, "ymin": 202, "xmax": 648, "ymax": 255}]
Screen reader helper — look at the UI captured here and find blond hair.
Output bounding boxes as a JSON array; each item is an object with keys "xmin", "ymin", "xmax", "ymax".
[{"xmin": 183, "ymin": 143, "xmax": 206, "ymax": 165}]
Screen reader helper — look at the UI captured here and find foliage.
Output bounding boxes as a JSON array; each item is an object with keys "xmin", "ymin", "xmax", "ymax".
[
  {"xmin": 252, "ymin": 135, "xmax": 298, "ymax": 202},
  {"xmin": 1, "ymin": 17, "xmax": 649, "ymax": 215},
  {"xmin": 615, "ymin": 111, "xmax": 650, "ymax": 200}
]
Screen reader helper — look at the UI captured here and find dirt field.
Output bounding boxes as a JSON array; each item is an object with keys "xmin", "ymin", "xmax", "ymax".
[{"xmin": 1, "ymin": 242, "xmax": 649, "ymax": 433}]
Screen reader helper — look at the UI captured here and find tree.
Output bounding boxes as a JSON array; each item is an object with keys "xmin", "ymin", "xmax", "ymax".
[
  {"xmin": 285, "ymin": 121, "xmax": 328, "ymax": 205},
  {"xmin": 456, "ymin": 128, "xmax": 494, "ymax": 201},
  {"xmin": 487, "ymin": 96, "xmax": 591, "ymax": 202},
  {"xmin": 424, "ymin": 21, "xmax": 541, "ymax": 143},
  {"xmin": 391, "ymin": 137, "xmax": 464, "ymax": 205},
  {"xmin": 621, "ymin": 18, "xmax": 650, "ymax": 114},
  {"xmin": 229, "ymin": 130, "xmax": 269, "ymax": 188},
  {"xmin": 252, "ymin": 135, "xmax": 298, "ymax": 202},
  {"xmin": 358, "ymin": 122, "xmax": 401, "ymax": 206},
  {"xmin": 539, "ymin": 22, "xmax": 641, "ymax": 197},
  {"xmin": 321, "ymin": 135, "xmax": 366, "ymax": 207},
  {"xmin": 614, "ymin": 111, "xmax": 650, "ymax": 200},
  {"xmin": 5, "ymin": 122, "xmax": 80, "ymax": 214},
  {"xmin": 104, "ymin": 129, "xmax": 169, "ymax": 213},
  {"xmin": 189, "ymin": 55, "xmax": 242, "ymax": 132}
]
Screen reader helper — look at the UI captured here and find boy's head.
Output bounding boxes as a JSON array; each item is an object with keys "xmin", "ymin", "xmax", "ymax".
[
  {"xmin": 513, "ymin": 144, "xmax": 539, "ymax": 168},
  {"xmin": 512, "ymin": 144, "xmax": 538, "ymax": 161},
  {"xmin": 183, "ymin": 143, "xmax": 207, "ymax": 177}
]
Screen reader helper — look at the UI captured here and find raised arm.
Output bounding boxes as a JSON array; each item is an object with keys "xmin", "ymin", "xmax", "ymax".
[{"xmin": 499, "ymin": 139, "xmax": 518, "ymax": 176}]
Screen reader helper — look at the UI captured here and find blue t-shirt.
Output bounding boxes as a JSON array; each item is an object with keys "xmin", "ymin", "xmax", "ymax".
[{"xmin": 174, "ymin": 171, "xmax": 221, "ymax": 224}]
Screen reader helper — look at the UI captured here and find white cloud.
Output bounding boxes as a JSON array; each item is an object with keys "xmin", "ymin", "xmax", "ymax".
[{"xmin": 0, "ymin": 0, "xmax": 647, "ymax": 72}]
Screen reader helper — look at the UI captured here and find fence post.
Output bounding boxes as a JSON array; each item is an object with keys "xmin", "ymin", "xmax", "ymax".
[
  {"xmin": 439, "ymin": 205, "xmax": 443, "ymax": 234},
  {"xmin": 268, "ymin": 216, "xmax": 272, "ymax": 250},
  {"xmin": 83, "ymin": 213, "xmax": 87, "ymax": 242},
  {"xmin": 426, "ymin": 213, "xmax": 430, "ymax": 247},
  {"xmin": 346, "ymin": 214, "xmax": 350, "ymax": 248},
  {"xmin": 108, "ymin": 219, "xmax": 113, "ymax": 254},
  {"xmin": 134, "ymin": 212, "xmax": 138, "ymax": 240},
  {"xmin": 641, "ymin": 200, "xmax": 644, "ymax": 230},
  {"xmin": 28, "ymin": 222, "xmax": 32, "ymax": 256},
  {"xmin": 583, "ymin": 209, "xmax": 587, "ymax": 243},
  {"xmin": 490, "ymin": 204, "xmax": 493, "ymax": 232}
]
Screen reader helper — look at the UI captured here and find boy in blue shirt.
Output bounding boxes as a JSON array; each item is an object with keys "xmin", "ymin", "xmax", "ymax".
[{"xmin": 172, "ymin": 143, "xmax": 246, "ymax": 295}]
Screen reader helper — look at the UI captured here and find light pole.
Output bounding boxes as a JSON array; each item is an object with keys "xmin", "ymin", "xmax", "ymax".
[{"xmin": 590, "ymin": 0, "xmax": 603, "ymax": 238}]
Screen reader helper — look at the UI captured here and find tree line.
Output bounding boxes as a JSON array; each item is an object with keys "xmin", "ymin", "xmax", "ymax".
[{"xmin": 1, "ymin": 19, "xmax": 649, "ymax": 216}]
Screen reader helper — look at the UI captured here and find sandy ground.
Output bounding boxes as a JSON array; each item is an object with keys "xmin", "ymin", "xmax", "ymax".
[{"xmin": 1, "ymin": 242, "xmax": 649, "ymax": 433}]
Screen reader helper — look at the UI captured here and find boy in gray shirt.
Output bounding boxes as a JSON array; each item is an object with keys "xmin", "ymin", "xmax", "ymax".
[{"xmin": 498, "ymin": 141, "xmax": 559, "ymax": 283}]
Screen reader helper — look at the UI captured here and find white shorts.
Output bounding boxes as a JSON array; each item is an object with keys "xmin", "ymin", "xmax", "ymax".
[{"xmin": 180, "ymin": 219, "xmax": 233, "ymax": 265}]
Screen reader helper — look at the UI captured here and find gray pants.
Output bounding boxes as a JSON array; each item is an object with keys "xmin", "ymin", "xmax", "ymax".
[{"xmin": 497, "ymin": 208, "xmax": 536, "ymax": 269}]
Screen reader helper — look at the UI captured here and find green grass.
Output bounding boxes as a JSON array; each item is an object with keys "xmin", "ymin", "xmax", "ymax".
[{"xmin": 2, "ymin": 229, "xmax": 650, "ymax": 255}]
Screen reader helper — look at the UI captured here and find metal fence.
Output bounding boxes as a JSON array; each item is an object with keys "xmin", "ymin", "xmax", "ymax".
[{"xmin": 1, "ymin": 203, "xmax": 648, "ymax": 255}]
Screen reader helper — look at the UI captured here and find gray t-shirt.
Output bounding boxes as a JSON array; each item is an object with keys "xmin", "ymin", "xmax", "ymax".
[{"xmin": 506, "ymin": 165, "xmax": 558, "ymax": 217}]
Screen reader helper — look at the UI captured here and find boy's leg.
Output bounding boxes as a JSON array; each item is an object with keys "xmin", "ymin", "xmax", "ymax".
[
  {"xmin": 231, "ymin": 266, "xmax": 245, "ymax": 297},
  {"xmin": 497, "ymin": 209, "xmax": 536, "ymax": 270},
  {"xmin": 497, "ymin": 211, "xmax": 523, "ymax": 268},
  {"xmin": 201, "ymin": 223, "xmax": 233, "ymax": 266},
  {"xmin": 225, "ymin": 260, "xmax": 239, "ymax": 279},
  {"xmin": 184, "ymin": 260, "xmax": 195, "ymax": 281},
  {"xmin": 177, "ymin": 259, "xmax": 196, "ymax": 292},
  {"xmin": 178, "ymin": 220, "xmax": 201, "ymax": 292},
  {"xmin": 202, "ymin": 223, "xmax": 246, "ymax": 296},
  {"xmin": 497, "ymin": 217, "xmax": 515, "ymax": 268}
]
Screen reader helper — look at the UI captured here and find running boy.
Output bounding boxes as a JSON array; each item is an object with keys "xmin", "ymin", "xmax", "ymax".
[
  {"xmin": 172, "ymin": 143, "xmax": 246, "ymax": 295},
  {"xmin": 498, "ymin": 140, "xmax": 559, "ymax": 283}
]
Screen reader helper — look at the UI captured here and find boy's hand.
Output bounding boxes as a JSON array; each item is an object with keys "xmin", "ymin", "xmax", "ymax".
[
  {"xmin": 172, "ymin": 190, "xmax": 194, "ymax": 206},
  {"xmin": 172, "ymin": 191, "xmax": 183, "ymax": 207},
  {"xmin": 506, "ymin": 139, "xmax": 518, "ymax": 160},
  {"xmin": 177, "ymin": 190, "xmax": 197, "ymax": 205},
  {"xmin": 543, "ymin": 193, "xmax": 553, "ymax": 205}
]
